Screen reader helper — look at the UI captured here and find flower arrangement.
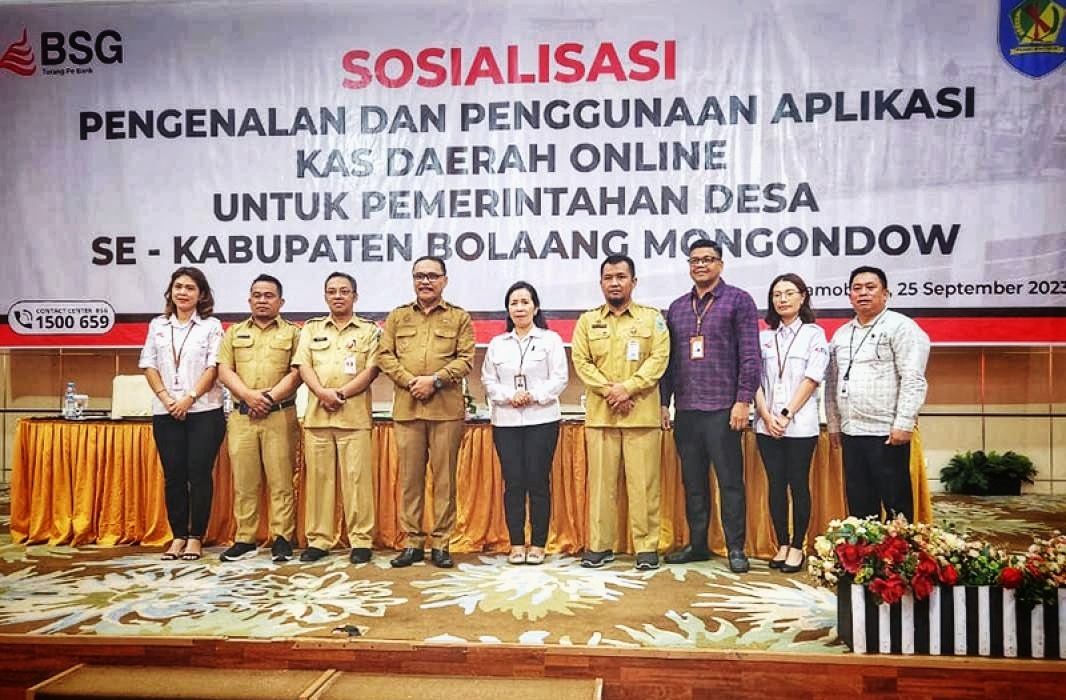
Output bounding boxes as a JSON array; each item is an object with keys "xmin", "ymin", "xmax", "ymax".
[
  {"xmin": 1013, "ymin": 533, "xmax": 1066, "ymax": 607},
  {"xmin": 810, "ymin": 516, "xmax": 1062, "ymax": 607}
]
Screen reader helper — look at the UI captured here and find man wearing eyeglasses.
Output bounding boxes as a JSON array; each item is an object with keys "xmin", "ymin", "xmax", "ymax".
[
  {"xmin": 217, "ymin": 274, "xmax": 302, "ymax": 563},
  {"xmin": 660, "ymin": 239, "xmax": 760, "ymax": 573},
  {"xmin": 378, "ymin": 256, "xmax": 475, "ymax": 568},
  {"xmin": 292, "ymin": 271, "xmax": 381, "ymax": 564},
  {"xmin": 824, "ymin": 266, "xmax": 929, "ymax": 522}
]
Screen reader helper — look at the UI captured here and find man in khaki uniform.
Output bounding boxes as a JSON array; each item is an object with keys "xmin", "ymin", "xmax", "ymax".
[
  {"xmin": 292, "ymin": 271, "xmax": 381, "ymax": 564},
  {"xmin": 217, "ymin": 274, "xmax": 302, "ymax": 562},
  {"xmin": 571, "ymin": 254, "xmax": 671, "ymax": 570},
  {"xmin": 377, "ymin": 255, "xmax": 475, "ymax": 569}
]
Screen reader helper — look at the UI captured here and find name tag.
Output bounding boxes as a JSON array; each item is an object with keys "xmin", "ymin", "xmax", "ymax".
[
  {"xmin": 343, "ymin": 354, "xmax": 357, "ymax": 374},
  {"xmin": 627, "ymin": 339, "xmax": 641, "ymax": 361},
  {"xmin": 689, "ymin": 336, "xmax": 704, "ymax": 360}
]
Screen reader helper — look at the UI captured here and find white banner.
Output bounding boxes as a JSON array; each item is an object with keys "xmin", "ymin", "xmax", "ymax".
[{"xmin": 1, "ymin": 0, "xmax": 1064, "ymax": 345}]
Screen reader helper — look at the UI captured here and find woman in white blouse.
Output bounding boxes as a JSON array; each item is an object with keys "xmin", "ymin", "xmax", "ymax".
[
  {"xmin": 753, "ymin": 273, "xmax": 829, "ymax": 574},
  {"xmin": 139, "ymin": 267, "xmax": 227, "ymax": 560},
  {"xmin": 481, "ymin": 281, "xmax": 569, "ymax": 565}
]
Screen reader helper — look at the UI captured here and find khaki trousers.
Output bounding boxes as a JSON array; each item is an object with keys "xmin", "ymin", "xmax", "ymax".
[
  {"xmin": 394, "ymin": 419, "xmax": 465, "ymax": 550},
  {"xmin": 302, "ymin": 426, "xmax": 375, "ymax": 550},
  {"xmin": 585, "ymin": 426, "xmax": 662, "ymax": 553},
  {"xmin": 226, "ymin": 407, "xmax": 298, "ymax": 544}
]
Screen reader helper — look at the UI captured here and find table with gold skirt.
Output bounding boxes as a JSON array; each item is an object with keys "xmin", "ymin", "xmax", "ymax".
[{"xmin": 9, "ymin": 417, "xmax": 930, "ymax": 558}]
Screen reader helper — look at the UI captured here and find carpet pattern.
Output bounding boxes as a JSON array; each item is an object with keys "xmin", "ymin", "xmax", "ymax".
[{"xmin": 2, "ymin": 487, "xmax": 1063, "ymax": 653}]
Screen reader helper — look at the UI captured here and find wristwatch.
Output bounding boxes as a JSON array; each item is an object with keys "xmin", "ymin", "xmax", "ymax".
[
  {"xmin": 433, "ymin": 375, "xmax": 444, "ymax": 390},
  {"xmin": 780, "ymin": 408, "xmax": 790, "ymax": 418},
  {"xmin": 188, "ymin": 390, "xmax": 199, "ymax": 401}
]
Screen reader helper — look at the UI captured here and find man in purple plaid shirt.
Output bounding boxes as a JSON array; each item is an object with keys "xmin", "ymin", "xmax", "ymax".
[{"xmin": 659, "ymin": 240, "xmax": 760, "ymax": 573}]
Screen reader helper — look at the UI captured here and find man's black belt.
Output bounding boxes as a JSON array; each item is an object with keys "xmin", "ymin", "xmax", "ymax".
[{"xmin": 236, "ymin": 399, "xmax": 296, "ymax": 415}]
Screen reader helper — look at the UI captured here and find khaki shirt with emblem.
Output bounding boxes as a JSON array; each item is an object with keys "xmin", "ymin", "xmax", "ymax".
[
  {"xmin": 217, "ymin": 316, "xmax": 301, "ymax": 398},
  {"xmin": 292, "ymin": 315, "xmax": 380, "ymax": 429},
  {"xmin": 571, "ymin": 302, "xmax": 671, "ymax": 428},
  {"xmin": 377, "ymin": 300, "xmax": 475, "ymax": 421}
]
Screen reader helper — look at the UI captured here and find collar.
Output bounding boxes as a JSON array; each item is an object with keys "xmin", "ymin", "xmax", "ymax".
[
  {"xmin": 778, "ymin": 318, "xmax": 803, "ymax": 336},
  {"xmin": 595, "ymin": 303, "xmax": 633, "ymax": 319},
  {"xmin": 408, "ymin": 298, "xmax": 452, "ymax": 314},
  {"xmin": 166, "ymin": 312, "xmax": 202, "ymax": 327},
  {"xmin": 244, "ymin": 315, "xmax": 283, "ymax": 330},
  {"xmin": 691, "ymin": 278, "xmax": 727, "ymax": 302},
  {"xmin": 510, "ymin": 326, "xmax": 547, "ymax": 341}
]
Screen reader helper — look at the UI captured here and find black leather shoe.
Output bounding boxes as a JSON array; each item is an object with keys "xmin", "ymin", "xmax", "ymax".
[
  {"xmin": 780, "ymin": 555, "xmax": 806, "ymax": 574},
  {"xmin": 349, "ymin": 547, "xmax": 372, "ymax": 564},
  {"xmin": 390, "ymin": 547, "xmax": 424, "ymax": 568},
  {"xmin": 299, "ymin": 546, "xmax": 330, "ymax": 562},
  {"xmin": 664, "ymin": 545, "xmax": 712, "ymax": 564},
  {"xmin": 430, "ymin": 548, "xmax": 454, "ymax": 568},
  {"xmin": 727, "ymin": 550, "xmax": 751, "ymax": 573}
]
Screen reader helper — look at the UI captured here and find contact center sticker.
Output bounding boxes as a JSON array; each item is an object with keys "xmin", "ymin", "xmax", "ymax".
[{"xmin": 6, "ymin": 300, "xmax": 116, "ymax": 335}]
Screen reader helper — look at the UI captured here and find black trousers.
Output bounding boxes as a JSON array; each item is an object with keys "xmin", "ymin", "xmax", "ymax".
[
  {"xmin": 755, "ymin": 434, "xmax": 817, "ymax": 549},
  {"xmin": 152, "ymin": 408, "xmax": 227, "ymax": 539},
  {"xmin": 840, "ymin": 434, "xmax": 913, "ymax": 522},
  {"xmin": 673, "ymin": 409, "xmax": 746, "ymax": 553},
  {"xmin": 491, "ymin": 421, "xmax": 560, "ymax": 548}
]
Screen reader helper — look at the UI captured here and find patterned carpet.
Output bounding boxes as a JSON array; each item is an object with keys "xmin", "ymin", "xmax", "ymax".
[{"xmin": 2, "ymin": 486, "xmax": 1063, "ymax": 652}]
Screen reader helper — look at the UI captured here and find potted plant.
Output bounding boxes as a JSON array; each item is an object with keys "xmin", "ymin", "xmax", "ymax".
[{"xmin": 939, "ymin": 450, "xmax": 1037, "ymax": 495}]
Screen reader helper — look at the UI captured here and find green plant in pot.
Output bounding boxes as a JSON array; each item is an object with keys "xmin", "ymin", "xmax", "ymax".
[{"xmin": 939, "ymin": 450, "xmax": 1037, "ymax": 495}]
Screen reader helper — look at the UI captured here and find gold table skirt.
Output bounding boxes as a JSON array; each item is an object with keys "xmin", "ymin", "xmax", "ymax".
[{"xmin": 9, "ymin": 418, "xmax": 930, "ymax": 558}]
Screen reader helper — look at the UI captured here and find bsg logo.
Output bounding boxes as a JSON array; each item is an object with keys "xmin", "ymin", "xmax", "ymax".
[{"xmin": 41, "ymin": 29, "xmax": 122, "ymax": 66}]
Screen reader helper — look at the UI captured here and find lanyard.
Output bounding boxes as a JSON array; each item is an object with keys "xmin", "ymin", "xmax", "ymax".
[
  {"xmin": 844, "ymin": 314, "xmax": 883, "ymax": 381},
  {"xmin": 774, "ymin": 323, "xmax": 803, "ymax": 380},
  {"xmin": 514, "ymin": 332, "xmax": 535, "ymax": 373},
  {"xmin": 690, "ymin": 292, "xmax": 715, "ymax": 334},
  {"xmin": 170, "ymin": 320, "xmax": 194, "ymax": 376}
]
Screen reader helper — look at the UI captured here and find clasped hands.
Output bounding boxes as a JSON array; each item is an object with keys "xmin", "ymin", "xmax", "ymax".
[{"xmin": 603, "ymin": 382, "xmax": 634, "ymax": 415}]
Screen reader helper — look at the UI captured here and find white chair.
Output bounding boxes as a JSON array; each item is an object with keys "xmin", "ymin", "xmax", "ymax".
[{"xmin": 110, "ymin": 374, "xmax": 154, "ymax": 419}]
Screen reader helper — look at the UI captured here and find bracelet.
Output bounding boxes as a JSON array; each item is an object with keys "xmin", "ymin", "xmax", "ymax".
[{"xmin": 155, "ymin": 389, "xmax": 168, "ymax": 397}]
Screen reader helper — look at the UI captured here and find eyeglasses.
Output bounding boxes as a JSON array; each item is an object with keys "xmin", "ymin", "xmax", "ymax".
[
  {"xmin": 413, "ymin": 272, "xmax": 444, "ymax": 282},
  {"xmin": 772, "ymin": 290, "xmax": 802, "ymax": 300},
  {"xmin": 325, "ymin": 288, "xmax": 354, "ymax": 297},
  {"xmin": 688, "ymin": 256, "xmax": 722, "ymax": 266}
]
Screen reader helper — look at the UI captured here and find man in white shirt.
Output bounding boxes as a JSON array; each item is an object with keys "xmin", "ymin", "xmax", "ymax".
[{"xmin": 825, "ymin": 266, "xmax": 930, "ymax": 522}]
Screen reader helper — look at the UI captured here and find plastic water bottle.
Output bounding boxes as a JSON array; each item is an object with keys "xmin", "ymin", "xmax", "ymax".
[
  {"xmin": 222, "ymin": 387, "xmax": 232, "ymax": 417},
  {"xmin": 63, "ymin": 381, "xmax": 77, "ymax": 419}
]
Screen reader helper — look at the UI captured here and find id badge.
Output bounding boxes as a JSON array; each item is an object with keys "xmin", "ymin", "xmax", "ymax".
[
  {"xmin": 771, "ymin": 382, "xmax": 787, "ymax": 414},
  {"xmin": 626, "ymin": 338, "xmax": 641, "ymax": 361},
  {"xmin": 513, "ymin": 374, "xmax": 527, "ymax": 391},
  {"xmin": 172, "ymin": 375, "xmax": 185, "ymax": 393},
  {"xmin": 343, "ymin": 354, "xmax": 357, "ymax": 374},
  {"xmin": 838, "ymin": 380, "xmax": 848, "ymax": 398},
  {"xmin": 689, "ymin": 336, "xmax": 704, "ymax": 360}
]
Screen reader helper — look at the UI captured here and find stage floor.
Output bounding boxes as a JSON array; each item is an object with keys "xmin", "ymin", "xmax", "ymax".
[{"xmin": 2, "ymin": 489, "xmax": 1065, "ymax": 652}]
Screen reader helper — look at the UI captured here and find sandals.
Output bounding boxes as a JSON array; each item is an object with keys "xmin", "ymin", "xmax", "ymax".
[
  {"xmin": 180, "ymin": 535, "xmax": 203, "ymax": 561},
  {"xmin": 508, "ymin": 547, "xmax": 527, "ymax": 565},
  {"xmin": 526, "ymin": 547, "xmax": 546, "ymax": 565},
  {"xmin": 162, "ymin": 538, "xmax": 186, "ymax": 560}
]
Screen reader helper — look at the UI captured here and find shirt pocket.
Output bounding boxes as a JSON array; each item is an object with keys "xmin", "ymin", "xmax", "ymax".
[
  {"xmin": 395, "ymin": 326, "xmax": 418, "ymax": 355},
  {"xmin": 268, "ymin": 332, "xmax": 296, "ymax": 364},
  {"xmin": 587, "ymin": 327, "xmax": 612, "ymax": 363},
  {"xmin": 431, "ymin": 326, "xmax": 458, "ymax": 359},
  {"xmin": 232, "ymin": 335, "xmax": 256, "ymax": 364},
  {"xmin": 626, "ymin": 324, "xmax": 654, "ymax": 360}
]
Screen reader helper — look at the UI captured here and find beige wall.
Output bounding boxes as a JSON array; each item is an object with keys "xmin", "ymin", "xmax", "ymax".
[{"xmin": 2, "ymin": 345, "xmax": 1064, "ymax": 493}]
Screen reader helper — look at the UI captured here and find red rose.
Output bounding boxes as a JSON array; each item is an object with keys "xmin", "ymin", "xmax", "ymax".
[
  {"xmin": 911, "ymin": 573, "xmax": 936, "ymax": 600},
  {"xmin": 939, "ymin": 564, "xmax": 959, "ymax": 585},
  {"xmin": 999, "ymin": 567, "xmax": 1024, "ymax": 589},
  {"xmin": 875, "ymin": 536, "xmax": 910, "ymax": 565},
  {"xmin": 915, "ymin": 553, "xmax": 939, "ymax": 578},
  {"xmin": 836, "ymin": 543, "xmax": 870, "ymax": 574},
  {"xmin": 869, "ymin": 574, "xmax": 907, "ymax": 605}
]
